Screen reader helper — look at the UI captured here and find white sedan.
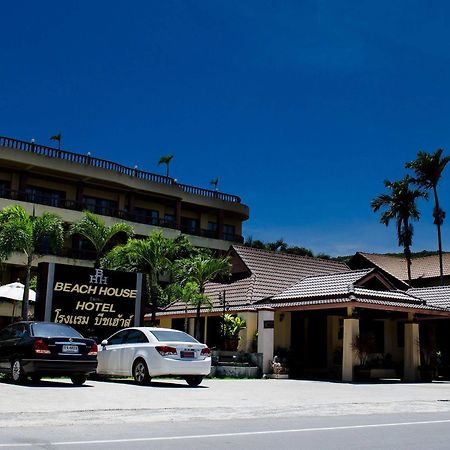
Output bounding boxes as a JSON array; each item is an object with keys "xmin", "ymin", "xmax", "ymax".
[{"xmin": 96, "ymin": 327, "xmax": 211, "ymax": 386}]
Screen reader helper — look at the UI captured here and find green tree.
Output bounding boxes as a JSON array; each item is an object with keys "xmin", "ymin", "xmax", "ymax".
[
  {"xmin": 406, "ymin": 149, "xmax": 450, "ymax": 285},
  {"xmin": 70, "ymin": 211, "xmax": 134, "ymax": 267},
  {"xmin": 0, "ymin": 205, "xmax": 64, "ymax": 319},
  {"xmin": 371, "ymin": 176, "xmax": 427, "ymax": 282},
  {"xmin": 102, "ymin": 231, "xmax": 174, "ymax": 323},
  {"xmin": 158, "ymin": 154, "xmax": 174, "ymax": 177},
  {"xmin": 174, "ymin": 254, "xmax": 231, "ymax": 340}
]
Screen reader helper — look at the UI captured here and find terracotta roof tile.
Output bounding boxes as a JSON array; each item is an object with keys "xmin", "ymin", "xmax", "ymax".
[{"xmin": 357, "ymin": 252, "xmax": 450, "ymax": 281}]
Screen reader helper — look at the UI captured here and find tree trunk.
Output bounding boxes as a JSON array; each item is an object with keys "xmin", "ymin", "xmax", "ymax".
[
  {"xmin": 194, "ymin": 303, "xmax": 201, "ymax": 340},
  {"xmin": 21, "ymin": 254, "xmax": 33, "ymax": 320},
  {"xmin": 433, "ymin": 185, "xmax": 444, "ymax": 286},
  {"xmin": 405, "ymin": 246, "xmax": 412, "ymax": 283}
]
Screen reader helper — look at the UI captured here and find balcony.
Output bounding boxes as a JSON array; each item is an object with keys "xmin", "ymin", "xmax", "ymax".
[
  {"xmin": 0, "ymin": 136, "xmax": 242, "ymax": 204},
  {"xmin": 0, "ymin": 189, "xmax": 244, "ymax": 244}
]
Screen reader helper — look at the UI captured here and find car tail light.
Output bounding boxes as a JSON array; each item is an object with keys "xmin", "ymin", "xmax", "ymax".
[
  {"xmin": 33, "ymin": 339, "xmax": 50, "ymax": 355},
  {"xmin": 155, "ymin": 345, "xmax": 177, "ymax": 356},
  {"xmin": 88, "ymin": 343, "xmax": 98, "ymax": 356},
  {"xmin": 201, "ymin": 347, "xmax": 211, "ymax": 356}
]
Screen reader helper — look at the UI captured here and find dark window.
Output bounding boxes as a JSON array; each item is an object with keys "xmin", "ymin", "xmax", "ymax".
[
  {"xmin": 107, "ymin": 329, "xmax": 129, "ymax": 345},
  {"xmin": 11, "ymin": 323, "xmax": 29, "ymax": 338},
  {"xmin": 164, "ymin": 214, "xmax": 175, "ymax": 226},
  {"xmin": 207, "ymin": 222, "xmax": 217, "ymax": 231},
  {"xmin": 26, "ymin": 186, "xmax": 66, "ymax": 207},
  {"xmin": 223, "ymin": 224, "xmax": 236, "ymax": 241},
  {"xmin": 125, "ymin": 330, "xmax": 148, "ymax": 344},
  {"xmin": 149, "ymin": 330, "xmax": 198, "ymax": 343},
  {"xmin": 31, "ymin": 323, "xmax": 83, "ymax": 338},
  {"xmin": 84, "ymin": 197, "xmax": 118, "ymax": 216},
  {"xmin": 0, "ymin": 181, "xmax": 10, "ymax": 197},
  {"xmin": 181, "ymin": 217, "xmax": 199, "ymax": 233},
  {"xmin": 134, "ymin": 207, "xmax": 159, "ymax": 225}
]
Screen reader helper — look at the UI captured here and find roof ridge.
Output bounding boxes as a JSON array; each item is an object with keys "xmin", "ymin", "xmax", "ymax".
[
  {"xmin": 298, "ymin": 268, "xmax": 372, "ymax": 282},
  {"xmin": 232, "ymin": 245, "xmax": 348, "ymax": 266}
]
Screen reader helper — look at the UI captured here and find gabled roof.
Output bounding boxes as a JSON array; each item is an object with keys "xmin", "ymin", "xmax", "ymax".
[
  {"xmin": 271, "ymin": 269, "xmax": 424, "ymax": 304},
  {"xmin": 408, "ymin": 285, "xmax": 450, "ymax": 309},
  {"xmin": 230, "ymin": 245, "xmax": 349, "ymax": 301},
  {"xmin": 159, "ymin": 245, "xmax": 349, "ymax": 316},
  {"xmin": 350, "ymin": 252, "xmax": 450, "ymax": 282}
]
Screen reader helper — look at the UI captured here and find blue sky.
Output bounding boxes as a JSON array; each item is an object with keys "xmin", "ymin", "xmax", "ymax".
[{"xmin": 1, "ymin": 1, "xmax": 450, "ymax": 256}]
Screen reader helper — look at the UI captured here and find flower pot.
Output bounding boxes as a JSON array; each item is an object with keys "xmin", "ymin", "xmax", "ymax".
[
  {"xmin": 224, "ymin": 338, "xmax": 239, "ymax": 351},
  {"xmin": 419, "ymin": 365, "xmax": 434, "ymax": 382}
]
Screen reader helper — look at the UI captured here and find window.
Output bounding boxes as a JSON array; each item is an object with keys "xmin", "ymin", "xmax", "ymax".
[
  {"xmin": 181, "ymin": 217, "xmax": 199, "ymax": 233},
  {"xmin": 84, "ymin": 196, "xmax": 118, "ymax": 216},
  {"xmin": 31, "ymin": 323, "xmax": 83, "ymax": 338},
  {"xmin": 0, "ymin": 180, "xmax": 10, "ymax": 197},
  {"xmin": 26, "ymin": 185, "xmax": 66, "ymax": 207},
  {"xmin": 125, "ymin": 330, "xmax": 148, "ymax": 344},
  {"xmin": 107, "ymin": 329, "xmax": 129, "ymax": 345},
  {"xmin": 223, "ymin": 224, "xmax": 236, "ymax": 241},
  {"xmin": 163, "ymin": 214, "xmax": 176, "ymax": 227},
  {"xmin": 207, "ymin": 222, "xmax": 217, "ymax": 231},
  {"xmin": 149, "ymin": 330, "xmax": 198, "ymax": 343},
  {"xmin": 134, "ymin": 207, "xmax": 159, "ymax": 225}
]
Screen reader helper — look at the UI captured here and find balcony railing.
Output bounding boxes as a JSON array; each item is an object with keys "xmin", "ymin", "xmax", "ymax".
[
  {"xmin": 0, "ymin": 136, "xmax": 241, "ymax": 203},
  {"xmin": 0, "ymin": 189, "xmax": 244, "ymax": 244}
]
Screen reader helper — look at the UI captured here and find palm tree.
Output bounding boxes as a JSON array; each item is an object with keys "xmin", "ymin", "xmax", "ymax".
[
  {"xmin": 102, "ymin": 231, "xmax": 174, "ymax": 324},
  {"xmin": 0, "ymin": 205, "xmax": 64, "ymax": 319},
  {"xmin": 69, "ymin": 211, "xmax": 134, "ymax": 267},
  {"xmin": 371, "ymin": 176, "xmax": 427, "ymax": 282},
  {"xmin": 158, "ymin": 154, "xmax": 174, "ymax": 178},
  {"xmin": 175, "ymin": 254, "xmax": 231, "ymax": 340},
  {"xmin": 406, "ymin": 149, "xmax": 450, "ymax": 285}
]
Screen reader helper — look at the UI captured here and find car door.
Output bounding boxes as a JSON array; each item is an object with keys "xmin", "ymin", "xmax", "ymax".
[
  {"xmin": 97, "ymin": 329, "xmax": 129, "ymax": 375},
  {"xmin": 0, "ymin": 326, "xmax": 14, "ymax": 370},
  {"xmin": 120, "ymin": 329, "xmax": 149, "ymax": 376}
]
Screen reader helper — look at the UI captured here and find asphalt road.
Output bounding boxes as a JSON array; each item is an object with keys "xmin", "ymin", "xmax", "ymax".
[{"xmin": 2, "ymin": 377, "xmax": 450, "ymax": 449}]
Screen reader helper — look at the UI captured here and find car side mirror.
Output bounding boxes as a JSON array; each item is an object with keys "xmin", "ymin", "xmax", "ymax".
[{"xmin": 101, "ymin": 339, "xmax": 108, "ymax": 347}]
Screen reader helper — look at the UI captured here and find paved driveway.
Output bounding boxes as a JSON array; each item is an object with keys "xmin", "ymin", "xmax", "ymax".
[{"xmin": 2, "ymin": 377, "xmax": 450, "ymax": 427}]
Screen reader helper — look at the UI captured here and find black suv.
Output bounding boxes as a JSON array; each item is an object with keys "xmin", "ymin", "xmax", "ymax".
[{"xmin": 0, "ymin": 322, "xmax": 97, "ymax": 385}]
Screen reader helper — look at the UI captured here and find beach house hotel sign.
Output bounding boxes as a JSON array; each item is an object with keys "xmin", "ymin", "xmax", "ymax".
[{"xmin": 36, "ymin": 263, "xmax": 143, "ymax": 339}]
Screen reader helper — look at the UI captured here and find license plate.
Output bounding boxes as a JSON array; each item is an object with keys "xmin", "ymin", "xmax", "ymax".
[
  {"xmin": 180, "ymin": 351, "xmax": 194, "ymax": 358},
  {"xmin": 62, "ymin": 345, "xmax": 79, "ymax": 353}
]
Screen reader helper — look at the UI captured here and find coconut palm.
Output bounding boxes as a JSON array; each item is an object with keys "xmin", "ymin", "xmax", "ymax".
[
  {"xmin": 102, "ymin": 231, "xmax": 174, "ymax": 323},
  {"xmin": 174, "ymin": 254, "xmax": 231, "ymax": 340},
  {"xmin": 371, "ymin": 176, "xmax": 427, "ymax": 282},
  {"xmin": 406, "ymin": 149, "xmax": 450, "ymax": 285},
  {"xmin": 157, "ymin": 154, "xmax": 174, "ymax": 178},
  {"xmin": 69, "ymin": 211, "xmax": 134, "ymax": 267},
  {"xmin": 0, "ymin": 205, "xmax": 64, "ymax": 319}
]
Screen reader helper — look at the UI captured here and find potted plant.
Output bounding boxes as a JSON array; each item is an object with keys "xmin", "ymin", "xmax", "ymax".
[
  {"xmin": 221, "ymin": 314, "xmax": 246, "ymax": 351},
  {"xmin": 352, "ymin": 332, "xmax": 376, "ymax": 379},
  {"xmin": 270, "ymin": 355, "xmax": 289, "ymax": 379}
]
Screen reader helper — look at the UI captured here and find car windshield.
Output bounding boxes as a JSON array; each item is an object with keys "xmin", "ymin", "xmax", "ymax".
[
  {"xmin": 149, "ymin": 330, "xmax": 198, "ymax": 343},
  {"xmin": 31, "ymin": 323, "xmax": 83, "ymax": 338}
]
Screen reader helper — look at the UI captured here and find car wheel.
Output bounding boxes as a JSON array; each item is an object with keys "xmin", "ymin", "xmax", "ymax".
[
  {"xmin": 71, "ymin": 375, "xmax": 87, "ymax": 386},
  {"xmin": 11, "ymin": 359, "xmax": 27, "ymax": 384},
  {"xmin": 133, "ymin": 359, "xmax": 151, "ymax": 385},
  {"xmin": 185, "ymin": 376, "xmax": 203, "ymax": 387},
  {"xmin": 30, "ymin": 374, "xmax": 42, "ymax": 383}
]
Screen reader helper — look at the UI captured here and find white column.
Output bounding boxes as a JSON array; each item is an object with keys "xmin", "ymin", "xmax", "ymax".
[
  {"xmin": 188, "ymin": 318, "xmax": 195, "ymax": 337},
  {"xmin": 257, "ymin": 308, "xmax": 275, "ymax": 374},
  {"xmin": 239, "ymin": 311, "xmax": 257, "ymax": 352},
  {"xmin": 404, "ymin": 323, "xmax": 421, "ymax": 381},
  {"xmin": 342, "ymin": 318, "xmax": 359, "ymax": 382}
]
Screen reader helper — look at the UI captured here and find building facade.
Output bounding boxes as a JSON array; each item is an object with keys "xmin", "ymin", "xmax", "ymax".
[{"xmin": 0, "ymin": 135, "xmax": 249, "ymax": 283}]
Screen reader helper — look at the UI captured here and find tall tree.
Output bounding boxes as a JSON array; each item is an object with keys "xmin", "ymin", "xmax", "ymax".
[
  {"xmin": 158, "ymin": 154, "xmax": 174, "ymax": 178},
  {"xmin": 174, "ymin": 254, "xmax": 231, "ymax": 340},
  {"xmin": 406, "ymin": 149, "xmax": 450, "ymax": 285},
  {"xmin": 102, "ymin": 231, "xmax": 174, "ymax": 323},
  {"xmin": 0, "ymin": 205, "xmax": 64, "ymax": 319},
  {"xmin": 371, "ymin": 176, "xmax": 427, "ymax": 282},
  {"xmin": 69, "ymin": 211, "xmax": 134, "ymax": 267}
]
